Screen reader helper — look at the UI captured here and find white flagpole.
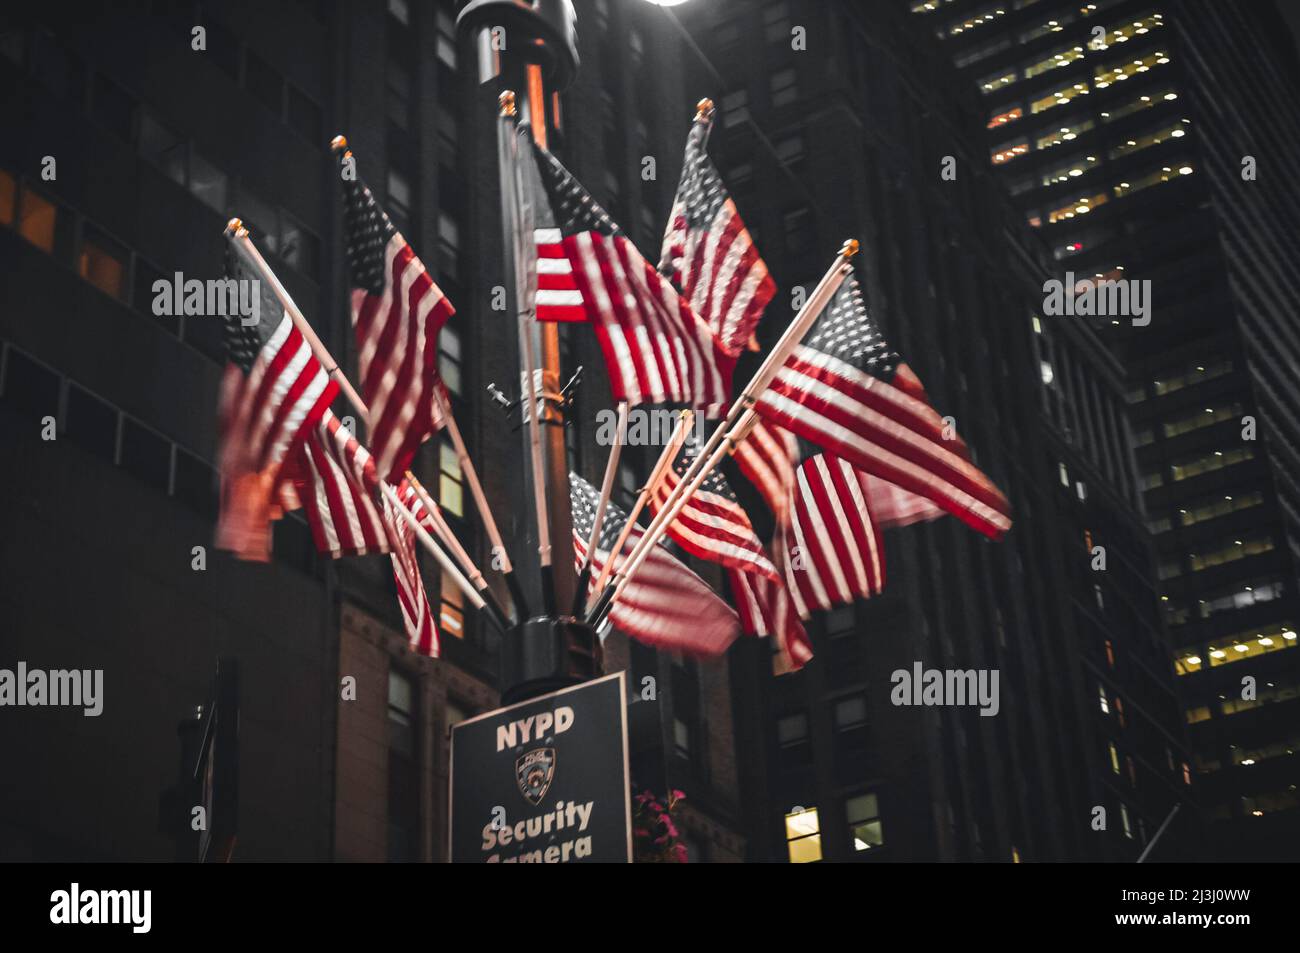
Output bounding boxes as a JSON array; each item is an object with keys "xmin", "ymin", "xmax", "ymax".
[
  {"xmin": 588, "ymin": 409, "xmax": 694, "ymax": 599},
  {"xmin": 587, "ymin": 240, "xmax": 858, "ymax": 628},
  {"xmin": 571, "ymin": 401, "xmax": 629, "ymax": 615},
  {"xmin": 222, "ymin": 219, "xmax": 496, "ymax": 626}
]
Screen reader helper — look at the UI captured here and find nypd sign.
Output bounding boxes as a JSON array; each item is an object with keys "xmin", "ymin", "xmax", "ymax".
[{"xmin": 449, "ymin": 672, "xmax": 632, "ymax": 863}]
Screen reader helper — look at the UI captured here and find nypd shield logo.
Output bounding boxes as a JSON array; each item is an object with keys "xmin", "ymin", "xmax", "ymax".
[{"xmin": 516, "ymin": 747, "xmax": 556, "ymax": 805}]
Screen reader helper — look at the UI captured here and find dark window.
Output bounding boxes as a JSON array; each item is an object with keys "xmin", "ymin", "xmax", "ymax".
[
  {"xmin": 64, "ymin": 385, "xmax": 118, "ymax": 462},
  {"xmin": 243, "ymin": 50, "xmax": 283, "ymax": 115},
  {"xmin": 188, "ymin": 151, "xmax": 228, "ymax": 215},
  {"xmin": 119, "ymin": 416, "xmax": 170, "ymax": 491},
  {"xmin": 783, "ymin": 206, "xmax": 814, "ymax": 255},
  {"xmin": 286, "ymin": 84, "xmax": 322, "ymax": 143},
  {"xmin": 138, "ymin": 110, "xmax": 186, "ymax": 186},
  {"xmin": 1, "ymin": 348, "xmax": 60, "ymax": 419},
  {"xmin": 92, "ymin": 72, "xmax": 134, "ymax": 140},
  {"xmin": 133, "ymin": 258, "xmax": 177, "ymax": 336},
  {"xmin": 183, "ymin": 308, "xmax": 225, "ymax": 362},
  {"xmin": 278, "ymin": 213, "xmax": 319, "ymax": 275},
  {"xmin": 387, "ymin": 667, "xmax": 418, "ymax": 861},
  {"xmin": 205, "ymin": 19, "xmax": 241, "ymax": 79},
  {"xmin": 273, "ymin": 515, "xmax": 316, "ymax": 574},
  {"xmin": 34, "ymin": 33, "xmax": 84, "ymax": 103},
  {"xmin": 173, "ymin": 448, "xmax": 218, "ymax": 519},
  {"xmin": 78, "ymin": 224, "xmax": 129, "ymax": 301},
  {"xmin": 846, "ymin": 792, "xmax": 884, "ymax": 852}
]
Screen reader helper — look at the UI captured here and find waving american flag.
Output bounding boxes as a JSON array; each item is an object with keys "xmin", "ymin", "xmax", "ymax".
[{"xmin": 659, "ymin": 105, "xmax": 775, "ymax": 358}]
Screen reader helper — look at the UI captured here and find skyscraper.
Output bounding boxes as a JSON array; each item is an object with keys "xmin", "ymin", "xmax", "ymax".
[
  {"xmin": 671, "ymin": 0, "xmax": 1194, "ymax": 861},
  {"xmin": 920, "ymin": 0, "xmax": 1300, "ymax": 859}
]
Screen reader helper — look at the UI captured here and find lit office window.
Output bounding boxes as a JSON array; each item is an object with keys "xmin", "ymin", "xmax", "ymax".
[
  {"xmin": 1031, "ymin": 83, "xmax": 1089, "ymax": 114},
  {"xmin": 1036, "ymin": 117, "xmax": 1094, "ymax": 151},
  {"xmin": 846, "ymin": 793, "xmax": 884, "ymax": 852},
  {"xmin": 440, "ymin": 571, "xmax": 465, "ymax": 639},
  {"xmin": 978, "ymin": 69, "xmax": 1017, "ymax": 94},
  {"xmin": 784, "ymin": 808, "xmax": 821, "ymax": 863},
  {"xmin": 1024, "ymin": 44, "xmax": 1085, "ymax": 80},
  {"xmin": 991, "ymin": 139, "xmax": 1028, "ymax": 164},
  {"xmin": 1109, "ymin": 742, "xmax": 1121, "ymax": 774},
  {"xmin": 0, "ymin": 169, "xmax": 15, "ymax": 225},
  {"xmin": 1108, "ymin": 118, "xmax": 1191, "ymax": 159},
  {"xmin": 1046, "ymin": 191, "xmax": 1107, "ymax": 223},
  {"xmin": 1114, "ymin": 162, "xmax": 1193, "ymax": 199},
  {"xmin": 18, "ymin": 188, "xmax": 58, "ymax": 253},
  {"xmin": 987, "ymin": 105, "xmax": 1023, "ymax": 129},
  {"xmin": 78, "ymin": 225, "xmax": 128, "ymax": 301},
  {"xmin": 1120, "ymin": 803, "xmax": 1133, "ymax": 838},
  {"xmin": 1098, "ymin": 683, "xmax": 1109, "ymax": 714},
  {"xmin": 1094, "ymin": 49, "xmax": 1171, "ymax": 88}
]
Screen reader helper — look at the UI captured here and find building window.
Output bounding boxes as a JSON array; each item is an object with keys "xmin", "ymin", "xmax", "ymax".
[
  {"xmin": 78, "ymin": 224, "xmax": 128, "ymax": 301},
  {"xmin": 440, "ymin": 571, "xmax": 465, "ymax": 639},
  {"xmin": 763, "ymin": 2, "xmax": 791, "ymax": 43},
  {"xmin": 721, "ymin": 89, "xmax": 749, "ymax": 128},
  {"xmin": 188, "ymin": 150, "xmax": 228, "ymax": 214},
  {"xmin": 1109, "ymin": 741, "xmax": 1121, "ymax": 774},
  {"xmin": 439, "ymin": 326, "xmax": 462, "ymax": 395},
  {"xmin": 1098, "ymin": 683, "xmax": 1109, "ymax": 714},
  {"xmin": 387, "ymin": 0, "xmax": 410, "ymax": 24},
  {"xmin": 64, "ymin": 383, "xmax": 118, "ymax": 462},
  {"xmin": 784, "ymin": 807, "xmax": 821, "ymax": 863},
  {"xmin": 137, "ymin": 110, "xmax": 186, "ymax": 185},
  {"xmin": 435, "ymin": 7, "xmax": 457, "ymax": 69},
  {"xmin": 777, "ymin": 711, "xmax": 808, "ymax": 748},
  {"xmin": 387, "ymin": 168, "xmax": 412, "ymax": 225},
  {"xmin": 18, "ymin": 187, "xmax": 59, "ymax": 253},
  {"xmin": 1, "ymin": 346, "xmax": 60, "ymax": 418},
  {"xmin": 673, "ymin": 716, "xmax": 692, "ymax": 759},
  {"xmin": 774, "ymin": 134, "xmax": 805, "ymax": 167},
  {"xmin": 437, "ymin": 211, "xmax": 460, "ymax": 281},
  {"xmin": 769, "ymin": 68, "xmax": 798, "ymax": 108},
  {"xmin": 783, "ymin": 206, "xmax": 814, "ymax": 254},
  {"xmin": 0, "ymin": 169, "xmax": 15, "ymax": 225},
  {"xmin": 439, "ymin": 438, "xmax": 463, "ymax": 517},
  {"xmin": 846, "ymin": 793, "xmax": 883, "ymax": 852},
  {"xmin": 243, "ymin": 49, "xmax": 284, "ymax": 116},
  {"xmin": 834, "ymin": 696, "xmax": 867, "ymax": 731},
  {"xmin": 120, "ymin": 416, "xmax": 171, "ymax": 492}
]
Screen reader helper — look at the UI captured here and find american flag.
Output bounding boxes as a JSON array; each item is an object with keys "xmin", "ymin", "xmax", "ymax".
[
  {"xmin": 523, "ymin": 134, "xmax": 730, "ymax": 412},
  {"xmin": 287, "ymin": 410, "xmax": 389, "ymax": 558},
  {"xmin": 779, "ymin": 451, "xmax": 886, "ymax": 618},
  {"xmin": 648, "ymin": 434, "xmax": 812, "ymax": 668},
  {"xmin": 755, "ymin": 273, "xmax": 1012, "ymax": 539},
  {"xmin": 384, "ymin": 481, "xmax": 439, "ymax": 657},
  {"xmin": 216, "ymin": 250, "xmax": 338, "ymax": 561},
  {"xmin": 659, "ymin": 111, "xmax": 775, "ymax": 358},
  {"xmin": 570, "ymin": 473, "xmax": 739, "ymax": 656},
  {"xmin": 341, "ymin": 160, "xmax": 454, "ymax": 483}
]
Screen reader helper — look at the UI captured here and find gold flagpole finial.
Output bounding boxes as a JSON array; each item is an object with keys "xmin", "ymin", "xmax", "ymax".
[
  {"xmin": 225, "ymin": 217, "xmax": 243, "ymax": 237},
  {"xmin": 695, "ymin": 98, "xmax": 715, "ymax": 121},
  {"xmin": 329, "ymin": 134, "xmax": 349, "ymax": 152},
  {"xmin": 840, "ymin": 238, "xmax": 860, "ymax": 258},
  {"xmin": 499, "ymin": 90, "xmax": 517, "ymax": 117}
]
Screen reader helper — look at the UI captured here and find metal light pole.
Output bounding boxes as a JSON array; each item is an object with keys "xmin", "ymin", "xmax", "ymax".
[{"xmin": 456, "ymin": 0, "xmax": 596, "ymax": 703}]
